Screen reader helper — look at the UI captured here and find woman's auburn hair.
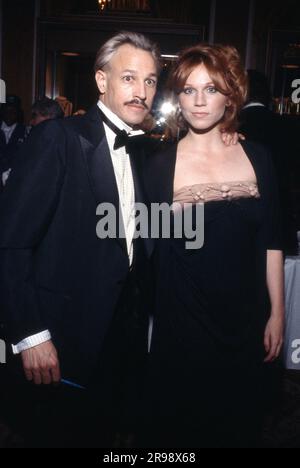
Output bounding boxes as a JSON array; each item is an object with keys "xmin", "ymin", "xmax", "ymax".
[{"xmin": 167, "ymin": 43, "xmax": 249, "ymax": 136}]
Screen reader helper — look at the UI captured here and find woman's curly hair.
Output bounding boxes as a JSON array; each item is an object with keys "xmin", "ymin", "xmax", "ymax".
[{"xmin": 166, "ymin": 43, "xmax": 248, "ymax": 137}]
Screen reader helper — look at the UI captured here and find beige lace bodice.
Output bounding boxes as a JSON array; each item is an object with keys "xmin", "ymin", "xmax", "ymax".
[{"xmin": 173, "ymin": 181, "xmax": 260, "ymax": 204}]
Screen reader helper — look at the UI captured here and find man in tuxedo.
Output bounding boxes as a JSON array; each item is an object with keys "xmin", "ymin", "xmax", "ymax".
[
  {"xmin": 240, "ymin": 70, "xmax": 298, "ymax": 255},
  {"xmin": 0, "ymin": 31, "xmax": 159, "ymax": 447},
  {"xmin": 0, "ymin": 98, "xmax": 27, "ymax": 189},
  {"xmin": 29, "ymin": 97, "xmax": 65, "ymax": 128}
]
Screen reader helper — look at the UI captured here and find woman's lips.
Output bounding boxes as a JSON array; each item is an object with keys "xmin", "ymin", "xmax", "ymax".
[{"xmin": 192, "ymin": 112, "xmax": 209, "ymax": 117}]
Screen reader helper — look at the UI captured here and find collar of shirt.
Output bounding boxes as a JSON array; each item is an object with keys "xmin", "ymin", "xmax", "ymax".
[
  {"xmin": 243, "ymin": 102, "xmax": 266, "ymax": 109},
  {"xmin": 97, "ymin": 101, "xmax": 144, "ymax": 153},
  {"xmin": 1, "ymin": 122, "xmax": 17, "ymax": 137}
]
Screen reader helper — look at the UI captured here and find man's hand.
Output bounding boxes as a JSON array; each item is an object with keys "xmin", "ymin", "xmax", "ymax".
[
  {"xmin": 221, "ymin": 132, "xmax": 245, "ymax": 146},
  {"xmin": 21, "ymin": 340, "xmax": 61, "ymax": 385}
]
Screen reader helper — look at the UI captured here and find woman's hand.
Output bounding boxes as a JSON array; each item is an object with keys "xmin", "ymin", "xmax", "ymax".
[
  {"xmin": 264, "ymin": 311, "xmax": 284, "ymax": 363},
  {"xmin": 221, "ymin": 132, "xmax": 245, "ymax": 146}
]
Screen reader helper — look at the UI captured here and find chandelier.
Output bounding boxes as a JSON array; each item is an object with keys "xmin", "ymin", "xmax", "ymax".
[{"xmin": 98, "ymin": 0, "xmax": 111, "ymax": 11}]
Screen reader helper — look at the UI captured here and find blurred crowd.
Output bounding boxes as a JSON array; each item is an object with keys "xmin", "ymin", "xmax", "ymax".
[{"xmin": 0, "ymin": 95, "xmax": 85, "ymax": 191}]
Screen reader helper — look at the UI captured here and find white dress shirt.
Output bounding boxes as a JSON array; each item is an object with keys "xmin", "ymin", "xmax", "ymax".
[
  {"xmin": 98, "ymin": 100, "xmax": 140, "ymax": 266},
  {"xmin": 1, "ymin": 122, "xmax": 17, "ymax": 144},
  {"xmin": 12, "ymin": 102, "xmax": 140, "ymax": 354},
  {"xmin": 2, "ymin": 168, "xmax": 11, "ymax": 186}
]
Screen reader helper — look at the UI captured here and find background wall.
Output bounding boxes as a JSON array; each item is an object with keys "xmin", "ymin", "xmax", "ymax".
[
  {"xmin": 1, "ymin": 0, "xmax": 300, "ymax": 121},
  {"xmin": 1, "ymin": 0, "xmax": 36, "ymax": 121}
]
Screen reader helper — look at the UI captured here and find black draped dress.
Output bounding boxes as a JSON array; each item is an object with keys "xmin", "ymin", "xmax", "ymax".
[{"xmin": 143, "ymin": 141, "xmax": 283, "ymax": 448}]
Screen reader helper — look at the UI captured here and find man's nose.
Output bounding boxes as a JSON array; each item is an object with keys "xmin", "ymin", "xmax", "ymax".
[{"xmin": 133, "ymin": 80, "xmax": 147, "ymax": 100}]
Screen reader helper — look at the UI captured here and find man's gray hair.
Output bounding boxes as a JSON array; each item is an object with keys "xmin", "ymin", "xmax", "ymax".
[{"xmin": 94, "ymin": 31, "xmax": 161, "ymax": 73}]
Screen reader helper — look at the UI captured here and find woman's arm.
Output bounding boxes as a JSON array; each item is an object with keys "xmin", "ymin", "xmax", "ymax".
[{"xmin": 264, "ymin": 250, "xmax": 285, "ymax": 362}]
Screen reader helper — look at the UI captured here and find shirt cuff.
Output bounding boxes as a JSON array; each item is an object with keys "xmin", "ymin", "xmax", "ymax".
[
  {"xmin": 2, "ymin": 169, "xmax": 11, "ymax": 186},
  {"xmin": 12, "ymin": 330, "xmax": 52, "ymax": 354}
]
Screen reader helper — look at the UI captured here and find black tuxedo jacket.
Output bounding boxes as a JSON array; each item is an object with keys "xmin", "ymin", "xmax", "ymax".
[
  {"xmin": 239, "ymin": 106, "xmax": 298, "ymax": 254},
  {"xmin": 0, "ymin": 105, "xmax": 154, "ymax": 384},
  {"xmin": 0, "ymin": 122, "xmax": 27, "ymax": 174}
]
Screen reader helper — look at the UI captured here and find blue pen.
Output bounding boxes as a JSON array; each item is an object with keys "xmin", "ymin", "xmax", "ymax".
[{"xmin": 61, "ymin": 379, "xmax": 86, "ymax": 390}]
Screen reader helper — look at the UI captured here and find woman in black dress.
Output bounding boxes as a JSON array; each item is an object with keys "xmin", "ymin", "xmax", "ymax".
[{"xmin": 144, "ymin": 44, "xmax": 284, "ymax": 448}]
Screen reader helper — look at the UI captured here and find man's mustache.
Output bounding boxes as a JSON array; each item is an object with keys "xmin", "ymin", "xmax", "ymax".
[{"xmin": 125, "ymin": 99, "xmax": 148, "ymax": 110}]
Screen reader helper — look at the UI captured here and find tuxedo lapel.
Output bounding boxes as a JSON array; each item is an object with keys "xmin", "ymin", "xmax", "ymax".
[
  {"xmin": 79, "ymin": 134, "xmax": 120, "ymax": 210},
  {"xmin": 129, "ymin": 142, "xmax": 154, "ymax": 258},
  {"xmin": 0, "ymin": 128, "xmax": 6, "ymax": 147},
  {"xmin": 157, "ymin": 143, "xmax": 177, "ymax": 206},
  {"xmin": 7, "ymin": 124, "xmax": 25, "ymax": 149},
  {"xmin": 128, "ymin": 143, "xmax": 145, "ymax": 206},
  {"xmin": 78, "ymin": 106, "xmax": 127, "ymax": 254}
]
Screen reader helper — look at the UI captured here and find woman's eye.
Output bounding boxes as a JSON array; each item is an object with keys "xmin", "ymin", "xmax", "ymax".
[
  {"xmin": 183, "ymin": 88, "xmax": 194, "ymax": 95},
  {"xmin": 207, "ymin": 86, "xmax": 217, "ymax": 93}
]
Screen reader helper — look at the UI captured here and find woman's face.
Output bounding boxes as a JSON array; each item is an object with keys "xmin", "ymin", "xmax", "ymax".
[{"xmin": 178, "ymin": 63, "xmax": 229, "ymax": 132}]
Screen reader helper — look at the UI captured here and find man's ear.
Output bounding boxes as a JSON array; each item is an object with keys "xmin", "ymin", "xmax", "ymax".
[{"xmin": 95, "ymin": 70, "xmax": 107, "ymax": 95}]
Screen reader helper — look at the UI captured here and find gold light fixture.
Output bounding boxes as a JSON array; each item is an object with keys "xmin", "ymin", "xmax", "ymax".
[
  {"xmin": 61, "ymin": 52, "xmax": 80, "ymax": 57},
  {"xmin": 98, "ymin": 0, "xmax": 111, "ymax": 11},
  {"xmin": 282, "ymin": 64, "xmax": 300, "ymax": 69}
]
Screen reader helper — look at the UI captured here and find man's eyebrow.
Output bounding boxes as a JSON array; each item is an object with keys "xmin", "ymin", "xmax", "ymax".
[{"xmin": 121, "ymin": 69, "xmax": 158, "ymax": 78}]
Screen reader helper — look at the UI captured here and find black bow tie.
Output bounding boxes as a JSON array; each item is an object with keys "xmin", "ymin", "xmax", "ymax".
[
  {"xmin": 98, "ymin": 107, "xmax": 145, "ymax": 152},
  {"xmin": 114, "ymin": 129, "xmax": 132, "ymax": 151}
]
